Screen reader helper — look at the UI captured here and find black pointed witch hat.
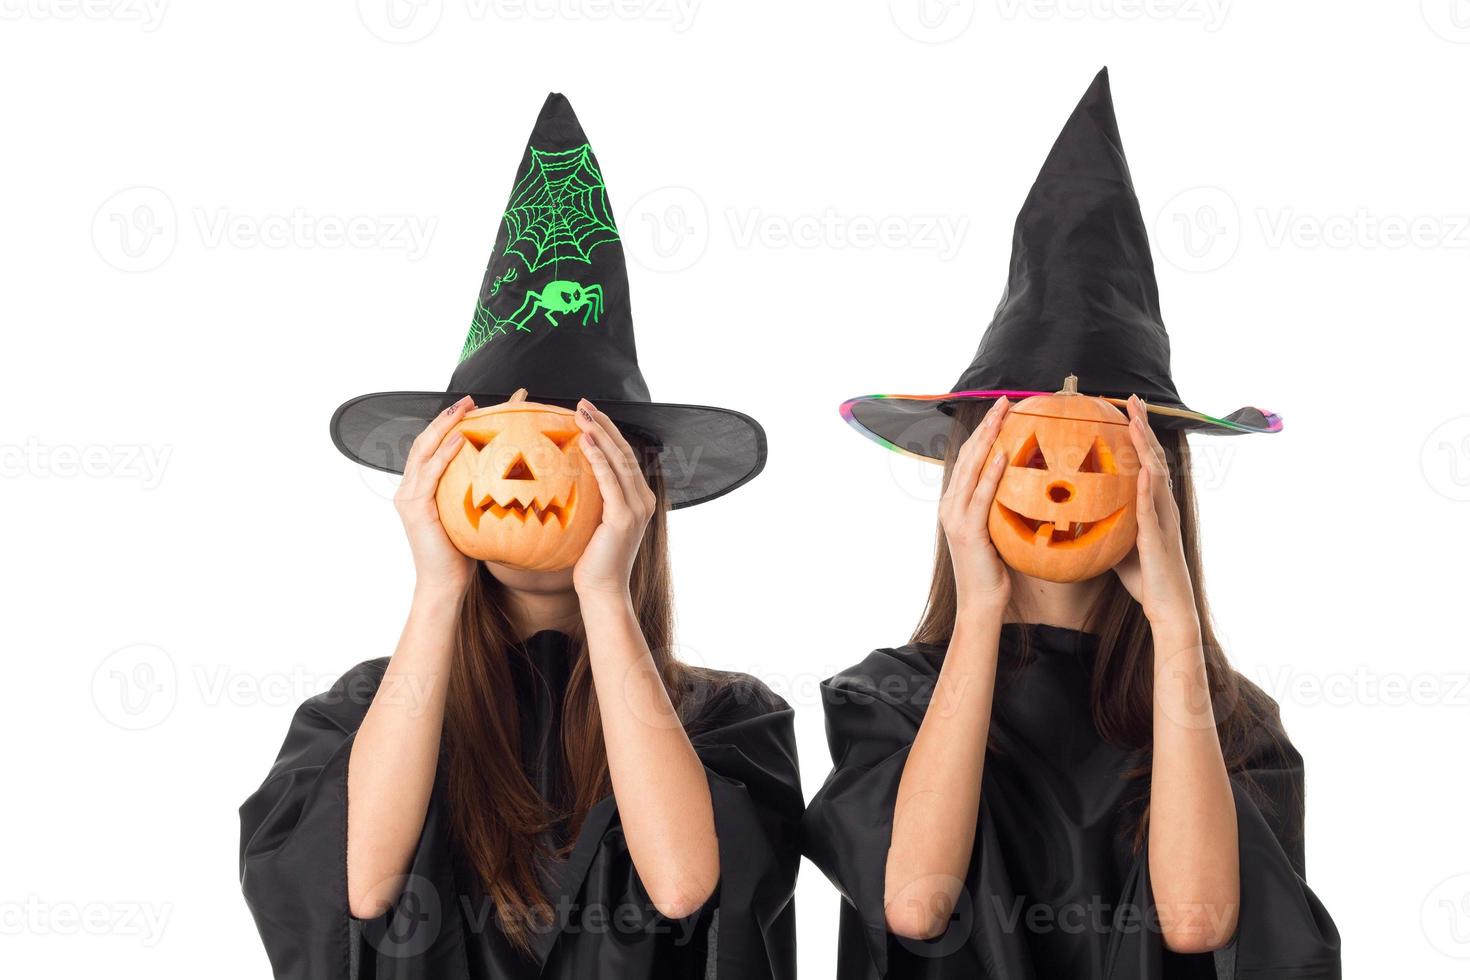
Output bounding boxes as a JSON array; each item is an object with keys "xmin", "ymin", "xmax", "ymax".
[
  {"xmin": 330, "ymin": 94, "xmax": 766, "ymax": 508},
  {"xmin": 840, "ymin": 68, "xmax": 1280, "ymax": 463}
]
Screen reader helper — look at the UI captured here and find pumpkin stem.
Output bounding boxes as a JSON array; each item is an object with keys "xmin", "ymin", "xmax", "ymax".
[{"xmin": 1058, "ymin": 374, "xmax": 1080, "ymax": 395}]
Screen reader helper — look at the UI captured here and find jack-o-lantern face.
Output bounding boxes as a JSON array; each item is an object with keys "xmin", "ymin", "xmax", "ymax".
[
  {"xmin": 434, "ymin": 400, "xmax": 603, "ymax": 571},
  {"xmin": 986, "ymin": 384, "xmax": 1140, "ymax": 583}
]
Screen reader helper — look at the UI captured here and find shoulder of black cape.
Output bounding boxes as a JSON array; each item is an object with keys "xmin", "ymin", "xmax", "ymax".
[{"xmin": 279, "ymin": 656, "xmax": 792, "ymax": 744}]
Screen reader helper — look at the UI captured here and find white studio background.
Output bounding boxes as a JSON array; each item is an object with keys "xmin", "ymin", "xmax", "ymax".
[{"xmin": 3, "ymin": 3, "xmax": 1468, "ymax": 977}]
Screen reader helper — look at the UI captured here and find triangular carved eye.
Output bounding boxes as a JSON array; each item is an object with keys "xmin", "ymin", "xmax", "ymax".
[
  {"xmin": 1013, "ymin": 434, "xmax": 1048, "ymax": 470},
  {"xmin": 545, "ymin": 431, "xmax": 578, "ymax": 452},
  {"xmin": 502, "ymin": 454, "xmax": 535, "ymax": 481},
  {"xmin": 1078, "ymin": 437, "xmax": 1117, "ymax": 474},
  {"xmin": 462, "ymin": 429, "xmax": 498, "ymax": 450}
]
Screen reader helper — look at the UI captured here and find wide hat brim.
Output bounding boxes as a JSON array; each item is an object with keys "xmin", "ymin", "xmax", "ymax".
[
  {"xmin": 331, "ymin": 390, "xmax": 766, "ymax": 509},
  {"xmin": 841, "ymin": 389, "xmax": 1281, "ymax": 463}
]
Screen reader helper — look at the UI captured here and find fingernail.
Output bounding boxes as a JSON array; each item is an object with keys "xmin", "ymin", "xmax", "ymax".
[{"xmin": 579, "ymin": 407, "xmax": 593, "ymax": 420}]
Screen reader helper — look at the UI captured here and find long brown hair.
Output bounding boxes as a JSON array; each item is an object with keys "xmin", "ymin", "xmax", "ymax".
[
  {"xmin": 443, "ymin": 448, "xmax": 688, "ymax": 952},
  {"xmin": 912, "ymin": 403, "xmax": 1283, "ymax": 842}
]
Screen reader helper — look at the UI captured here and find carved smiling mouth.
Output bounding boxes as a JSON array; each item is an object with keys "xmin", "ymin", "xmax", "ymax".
[
  {"xmin": 996, "ymin": 503, "xmax": 1126, "ymax": 547},
  {"xmin": 464, "ymin": 484, "xmax": 576, "ymax": 530}
]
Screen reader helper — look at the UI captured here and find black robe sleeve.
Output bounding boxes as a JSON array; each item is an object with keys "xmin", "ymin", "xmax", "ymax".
[
  {"xmin": 799, "ymin": 650, "xmax": 931, "ymax": 979},
  {"xmin": 685, "ymin": 674, "xmax": 805, "ymax": 979},
  {"xmin": 1109, "ymin": 713, "xmax": 1342, "ymax": 980},
  {"xmin": 1216, "ymin": 715, "xmax": 1342, "ymax": 978},
  {"xmin": 239, "ymin": 661, "xmax": 802, "ymax": 980}
]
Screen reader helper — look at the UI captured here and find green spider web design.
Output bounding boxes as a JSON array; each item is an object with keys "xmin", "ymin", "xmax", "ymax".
[
  {"xmin": 459, "ymin": 143, "xmax": 620, "ymax": 362},
  {"xmin": 461, "ymin": 300, "xmax": 509, "ymax": 360},
  {"xmin": 501, "ymin": 144, "xmax": 618, "ymax": 274}
]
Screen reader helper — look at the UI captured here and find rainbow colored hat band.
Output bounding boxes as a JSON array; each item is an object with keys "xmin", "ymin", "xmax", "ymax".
[
  {"xmin": 840, "ymin": 69, "xmax": 1282, "ymax": 464},
  {"xmin": 841, "ymin": 389, "xmax": 1282, "ymax": 464}
]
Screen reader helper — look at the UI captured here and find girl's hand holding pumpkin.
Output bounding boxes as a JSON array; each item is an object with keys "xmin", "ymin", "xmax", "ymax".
[
  {"xmin": 940, "ymin": 397, "xmax": 1013, "ymax": 612},
  {"xmin": 571, "ymin": 399, "xmax": 656, "ymax": 603},
  {"xmin": 1112, "ymin": 396, "xmax": 1200, "ymax": 637},
  {"xmin": 397, "ymin": 395, "xmax": 477, "ymax": 598}
]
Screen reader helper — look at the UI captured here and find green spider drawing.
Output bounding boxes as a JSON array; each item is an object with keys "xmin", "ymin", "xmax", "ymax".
[
  {"xmin": 506, "ymin": 279, "xmax": 604, "ymax": 329},
  {"xmin": 459, "ymin": 142, "xmax": 618, "ymax": 362}
]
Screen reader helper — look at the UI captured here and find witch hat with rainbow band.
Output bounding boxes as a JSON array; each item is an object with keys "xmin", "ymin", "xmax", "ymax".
[
  {"xmin": 840, "ymin": 68, "xmax": 1281, "ymax": 463},
  {"xmin": 330, "ymin": 93, "xmax": 766, "ymax": 508}
]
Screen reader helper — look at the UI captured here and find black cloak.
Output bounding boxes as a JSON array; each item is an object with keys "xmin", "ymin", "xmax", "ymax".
[
  {"xmin": 802, "ymin": 624, "xmax": 1340, "ymax": 979},
  {"xmin": 240, "ymin": 630, "xmax": 802, "ymax": 979}
]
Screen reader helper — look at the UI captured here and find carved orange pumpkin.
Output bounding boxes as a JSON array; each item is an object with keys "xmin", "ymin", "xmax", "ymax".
[
  {"xmin": 434, "ymin": 399, "xmax": 602, "ymax": 571},
  {"xmin": 987, "ymin": 377, "xmax": 1140, "ymax": 583}
]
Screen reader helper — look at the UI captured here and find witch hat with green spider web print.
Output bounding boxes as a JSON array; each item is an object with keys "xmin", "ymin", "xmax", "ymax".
[{"xmin": 330, "ymin": 93, "xmax": 766, "ymax": 508}]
